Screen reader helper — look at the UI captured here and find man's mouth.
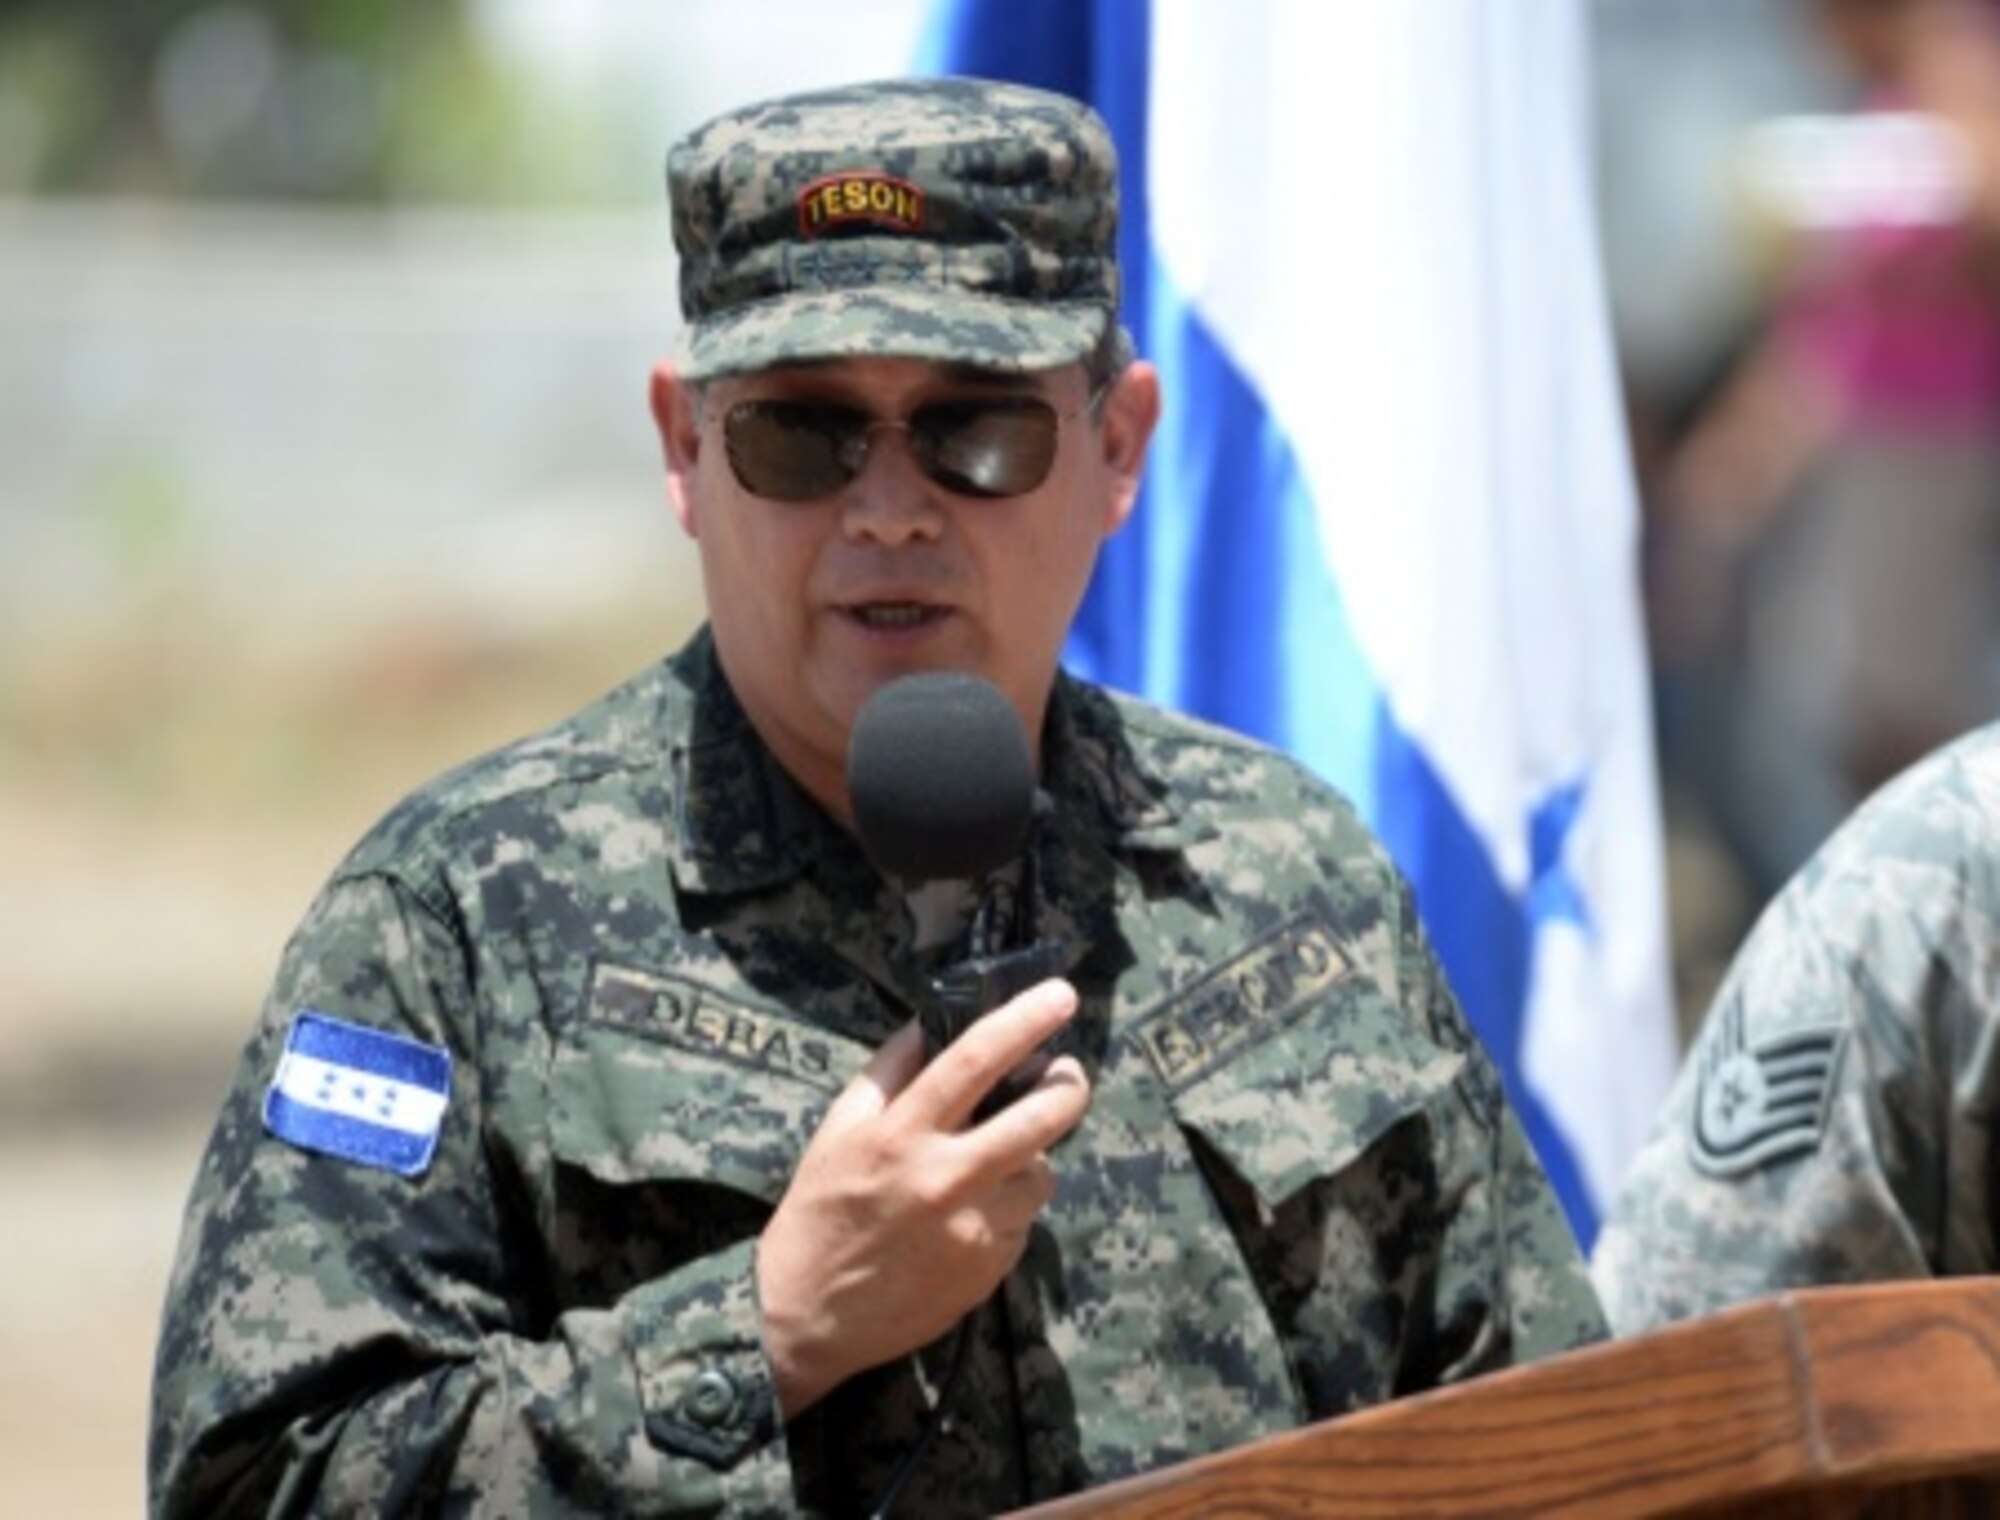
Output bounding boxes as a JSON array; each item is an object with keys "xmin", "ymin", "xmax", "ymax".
[{"xmin": 848, "ymin": 601, "xmax": 948, "ymax": 630}]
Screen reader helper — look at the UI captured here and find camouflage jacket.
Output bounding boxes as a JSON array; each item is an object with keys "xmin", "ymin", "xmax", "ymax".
[
  {"xmin": 152, "ymin": 629, "xmax": 1603, "ymax": 1517},
  {"xmin": 1593, "ymin": 724, "xmax": 2000, "ymax": 1334}
]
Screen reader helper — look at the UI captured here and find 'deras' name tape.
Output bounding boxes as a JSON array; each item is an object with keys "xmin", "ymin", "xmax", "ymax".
[
  {"xmin": 588, "ymin": 962, "xmax": 863, "ymax": 1094},
  {"xmin": 262, "ymin": 1010, "xmax": 453, "ymax": 1177}
]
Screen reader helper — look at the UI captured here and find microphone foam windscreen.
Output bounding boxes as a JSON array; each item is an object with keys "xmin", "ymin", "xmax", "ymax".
[{"xmin": 846, "ymin": 672, "xmax": 1035, "ymax": 882}]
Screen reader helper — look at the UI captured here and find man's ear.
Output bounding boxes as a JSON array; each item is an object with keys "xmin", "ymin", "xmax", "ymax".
[
  {"xmin": 650, "ymin": 362, "xmax": 704, "ymax": 537},
  {"xmin": 1097, "ymin": 359, "xmax": 1161, "ymax": 534}
]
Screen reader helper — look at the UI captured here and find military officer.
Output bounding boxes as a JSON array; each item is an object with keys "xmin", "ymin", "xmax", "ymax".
[{"xmin": 152, "ymin": 77, "xmax": 1603, "ymax": 1516}]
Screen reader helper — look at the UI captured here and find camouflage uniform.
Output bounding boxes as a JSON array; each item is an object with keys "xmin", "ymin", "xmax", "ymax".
[
  {"xmin": 1593, "ymin": 723, "xmax": 2000, "ymax": 1333},
  {"xmin": 153, "ymin": 78, "xmax": 1601, "ymax": 1515},
  {"xmin": 152, "ymin": 632, "xmax": 1602, "ymax": 1515}
]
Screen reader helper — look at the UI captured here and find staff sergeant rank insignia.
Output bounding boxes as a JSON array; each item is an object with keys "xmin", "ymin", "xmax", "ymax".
[
  {"xmin": 798, "ymin": 172, "xmax": 925, "ymax": 237},
  {"xmin": 1689, "ymin": 999, "xmax": 1846, "ymax": 1178}
]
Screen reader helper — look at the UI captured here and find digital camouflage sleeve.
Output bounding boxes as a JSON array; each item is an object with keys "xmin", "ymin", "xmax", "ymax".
[
  {"xmin": 152, "ymin": 635, "xmax": 1603, "ymax": 1516},
  {"xmin": 1593, "ymin": 725, "xmax": 2000, "ymax": 1333}
]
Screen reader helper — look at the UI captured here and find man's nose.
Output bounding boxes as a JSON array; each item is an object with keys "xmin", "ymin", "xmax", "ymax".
[{"xmin": 838, "ymin": 425, "xmax": 945, "ymax": 544}]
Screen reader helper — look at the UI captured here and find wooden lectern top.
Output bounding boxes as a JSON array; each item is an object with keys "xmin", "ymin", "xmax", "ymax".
[{"xmin": 1011, "ymin": 1278, "xmax": 2000, "ymax": 1518}]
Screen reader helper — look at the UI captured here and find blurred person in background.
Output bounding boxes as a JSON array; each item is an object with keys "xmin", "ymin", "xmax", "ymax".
[
  {"xmin": 1648, "ymin": 0, "xmax": 2000, "ymax": 906},
  {"xmin": 148, "ymin": 77, "xmax": 1600, "ymax": 1516},
  {"xmin": 1593, "ymin": 719, "xmax": 2000, "ymax": 1329}
]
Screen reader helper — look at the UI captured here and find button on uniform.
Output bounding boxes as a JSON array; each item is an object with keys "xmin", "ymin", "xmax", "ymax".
[{"xmin": 684, "ymin": 1367, "xmax": 738, "ymax": 1428}]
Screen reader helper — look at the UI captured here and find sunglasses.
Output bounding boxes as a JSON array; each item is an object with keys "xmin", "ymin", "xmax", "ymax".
[{"xmin": 717, "ymin": 386, "xmax": 1104, "ymax": 503}]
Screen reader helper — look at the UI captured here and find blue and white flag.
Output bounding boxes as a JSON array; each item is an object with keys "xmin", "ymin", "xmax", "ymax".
[
  {"xmin": 264, "ymin": 1010, "xmax": 453, "ymax": 1177},
  {"xmin": 918, "ymin": 0, "xmax": 1675, "ymax": 1243}
]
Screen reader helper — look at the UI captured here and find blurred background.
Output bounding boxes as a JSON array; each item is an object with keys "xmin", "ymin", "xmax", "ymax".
[{"xmin": 4, "ymin": 0, "xmax": 1991, "ymax": 1508}]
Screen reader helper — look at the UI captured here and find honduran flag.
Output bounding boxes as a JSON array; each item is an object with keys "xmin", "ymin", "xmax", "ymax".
[{"xmin": 917, "ymin": 0, "xmax": 1675, "ymax": 1244}]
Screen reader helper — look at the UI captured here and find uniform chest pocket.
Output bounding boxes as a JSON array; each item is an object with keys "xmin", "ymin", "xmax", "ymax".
[
  {"xmin": 1151, "ymin": 979, "xmax": 1475, "ymax": 1415},
  {"xmin": 1157, "ymin": 981, "xmax": 1468, "ymax": 1212},
  {"xmin": 548, "ymin": 1016, "xmax": 864, "ymax": 1206},
  {"xmin": 543, "ymin": 1016, "xmax": 869, "ymax": 1308}
]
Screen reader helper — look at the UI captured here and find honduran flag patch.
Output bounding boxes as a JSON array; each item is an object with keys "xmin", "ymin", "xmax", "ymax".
[{"xmin": 263, "ymin": 1010, "xmax": 452, "ymax": 1177}]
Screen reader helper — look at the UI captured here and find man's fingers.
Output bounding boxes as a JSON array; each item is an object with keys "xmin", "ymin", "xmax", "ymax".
[
  {"xmin": 824, "ymin": 1020, "xmax": 927, "ymax": 1130},
  {"xmin": 901, "ymin": 979, "xmax": 1079, "ymax": 1130},
  {"xmin": 960, "ymin": 1056, "xmax": 1090, "ymax": 1179},
  {"xmin": 943, "ymin": 1162, "xmax": 1056, "ymax": 1256},
  {"xmin": 869, "ymin": 1018, "xmax": 928, "ymax": 1092},
  {"xmin": 985, "ymin": 1157, "xmax": 1058, "ymax": 1230}
]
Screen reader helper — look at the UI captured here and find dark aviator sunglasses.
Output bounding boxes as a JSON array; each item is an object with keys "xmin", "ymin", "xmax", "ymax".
[{"xmin": 718, "ymin": 384, "xmax": 1106, "ymax": 503}]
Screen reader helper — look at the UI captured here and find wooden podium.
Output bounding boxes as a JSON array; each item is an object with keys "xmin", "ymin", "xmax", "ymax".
[{"xmin": 1012, "ymin": 1279, "xmax": 2000, "ymax": 1518}]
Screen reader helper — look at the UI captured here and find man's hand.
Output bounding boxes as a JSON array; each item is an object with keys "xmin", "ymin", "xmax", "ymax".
[{"xmin": 755, "ymin": 978, "xmax": 1091, "ymax": 1418}]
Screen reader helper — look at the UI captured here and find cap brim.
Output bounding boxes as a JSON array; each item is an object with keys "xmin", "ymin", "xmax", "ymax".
[{"xmin": 675, "ymin": 287, "xmax": 1110, "ymax": 381}]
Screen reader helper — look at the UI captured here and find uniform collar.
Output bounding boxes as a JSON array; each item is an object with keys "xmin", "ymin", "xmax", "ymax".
[
  {"xmin": 662, "ymin": 629, "xmax": 865, "ymax": 899},
  {"xmin": 660, "ymin": 631, "xmax": 1214, "ymax": 903},
  {"xmin": 1038, "ymin": 669, "xmax": 1213, "ymax": 853}
]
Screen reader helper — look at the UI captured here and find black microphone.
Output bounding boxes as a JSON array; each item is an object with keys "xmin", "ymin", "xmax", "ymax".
[
  {"xmin": 847, "ymin": 670, "xmax": 1036, "ymax": 883},
  {"xmin": 846, "ymin": 672, "xmax": 1067, "ymax": 1100}
]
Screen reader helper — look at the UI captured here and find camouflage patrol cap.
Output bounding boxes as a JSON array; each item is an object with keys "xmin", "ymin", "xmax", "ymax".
[{"xmin": 667, "ymin": 76, "xmax": 1123, "ymax": 380}]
